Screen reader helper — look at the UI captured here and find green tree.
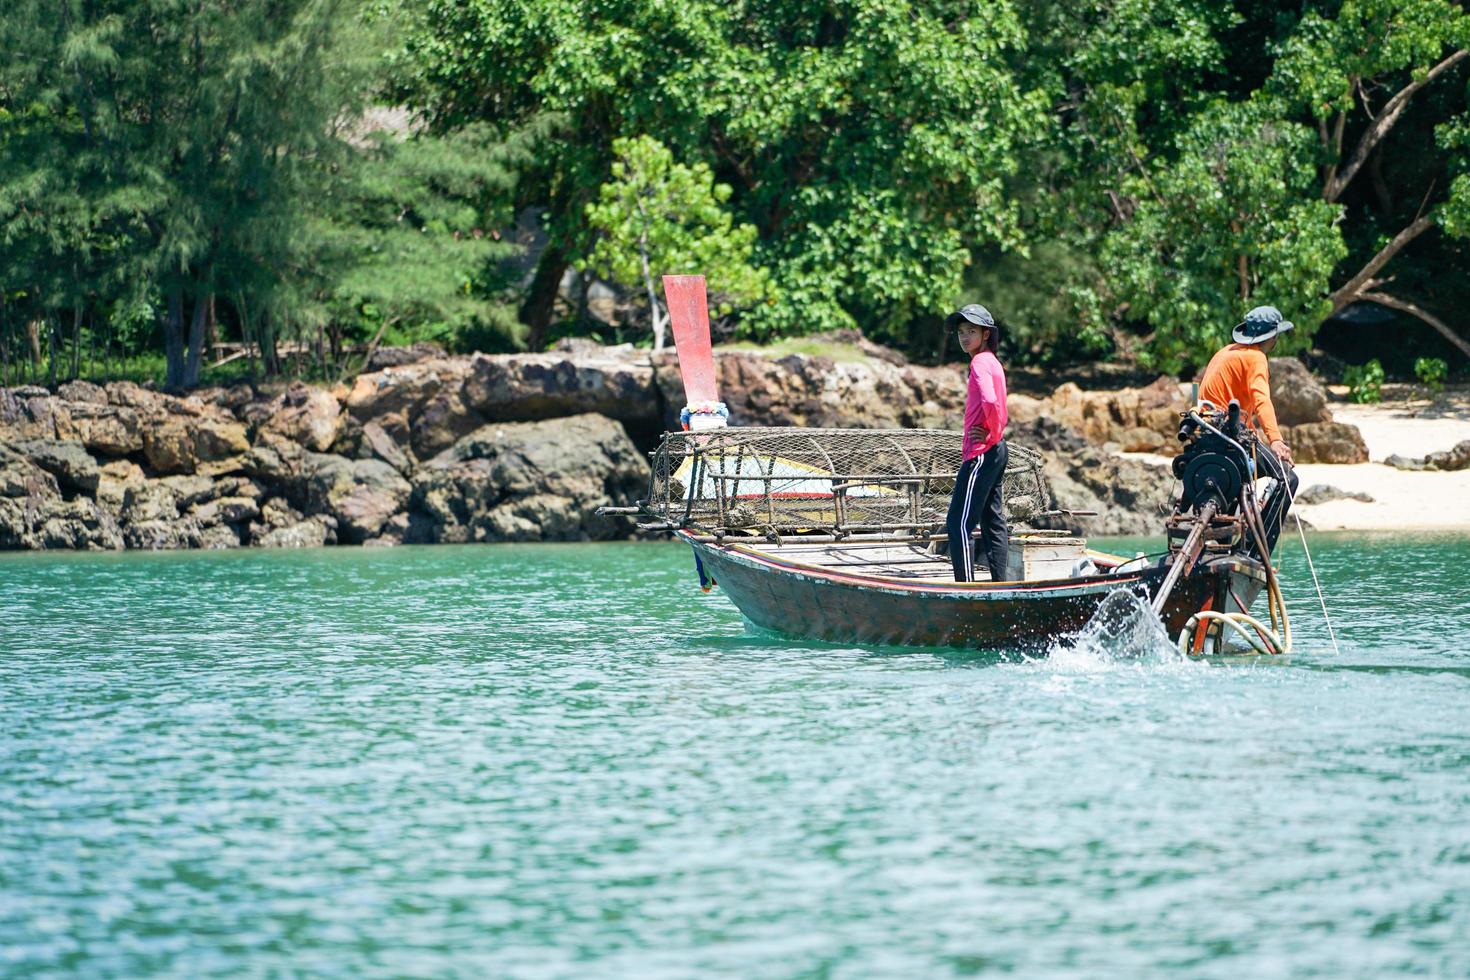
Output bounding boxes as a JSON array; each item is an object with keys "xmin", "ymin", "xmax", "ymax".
[
  {"xmin": 583, "ymin": 136, "xmax": 771, "ymax": 351},
  {"xmin": 0, "ymin": 3, "xmax": 155, "ymax": 383},
  {"xmin": 389, "ymin": 0, "xmax": 1051, "ymax": 350},
  {"xmin": 1, "ymin": 0, "xmax": 366, "ymax": 389},
  {"xmin": 1036, "ymin": 0, "xmax": 1470, "ymax": 370},
  {"xmin": 319, "ymin": 121, "xmax": 542, "ymax": 365},
  {"xmin": 1096, "ymin": 99, "xmax": 1346, "ymax": 370},
  {"xmin": 1273, "ymin": 0, "xmax": 1470, "ymax": 361}
]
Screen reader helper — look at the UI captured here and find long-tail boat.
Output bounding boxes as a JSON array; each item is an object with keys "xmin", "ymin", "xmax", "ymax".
[{"xmin": 605, "ymin": 276, "xmax": 1290, "ymax": 653}]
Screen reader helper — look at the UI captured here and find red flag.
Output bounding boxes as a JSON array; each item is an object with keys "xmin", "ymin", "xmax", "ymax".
[{"xmin": 662, "ymin": 275, "xmax": 719, "ymax": 407}]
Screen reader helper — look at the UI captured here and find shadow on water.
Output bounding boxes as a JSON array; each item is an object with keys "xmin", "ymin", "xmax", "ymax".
[
  {"xmin": 1296, "ymin": 662, "xmax": 1470, "ymax": 678},
  {"xmin": 705, "ymin": 624, "xmax": 1017, "ymax": 668}
]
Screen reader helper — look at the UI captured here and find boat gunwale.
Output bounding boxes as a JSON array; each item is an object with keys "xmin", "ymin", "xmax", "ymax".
[{"xmin": 681, "ymin": 531, "xmax": 1156, "ymax": 599}]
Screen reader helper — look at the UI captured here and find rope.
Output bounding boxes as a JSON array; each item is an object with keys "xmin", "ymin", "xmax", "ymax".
[
  {"xmin": 1266, "ymin": 451, "xmax": 1341, "ymax": 657},
  {"xmin": 1294, "ymin": 512, "xmax": 1342, "ymax": 656}
]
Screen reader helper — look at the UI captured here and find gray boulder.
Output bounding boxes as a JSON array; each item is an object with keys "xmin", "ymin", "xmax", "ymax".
[
  {"xmin": 56, "ymin": 380, "xmax": 108, "ymax": 404},
  {"xmin": 1039, "ymin": 446, "xmax": 1175, "ymax": 536},
  {"xmin": 411, "ymin": 413, "xmax": 644, "ymax": 543},
  {"xmin": 104, "ymin": 381, "xmax": 168, "ymax": 411},
  {"xmin": 243, "ymin": 381, "xmax": 343, "ymax": 452},
  {"xmin": 96, "ymin": 460, "xmax": 146, "ymax": 514},
  {"xmin": 366, "ymin": 342, "xmax": 446, "ymax": 370},
  {"xmin": 1297, "ymin": 484, "xmax": 1374, "ymax": 505},
  {"xmin": 123, "ymin": 519, "xmax": 197, "ymax": 550},
  {"xmin": 35, "ymin": 498, "xmax": 123, "ymax": 550},
  {"xmin": 190, "ymin": 495, "xmax": 261, "ymax": 528},
  {"xmin": 0, "ymin": 446, "xmax": 61, "ymax": 499},
  {"xmin": 12, "ymin": 439, "xmax": 101, "ymax": 493},
  {"xmin": 257, "ymin": 514, "xmax": 337, "ymax": 549},
  {"xmin": 303, "ymin": 453, "xmax": 412, "ymax": 543},
  {"xmin": 1269, "ymin": 357, "xmax": 1332, "ymax": 426},
  {"xmin": 1286, "ymin": 422, "xmax": 1369, "ymax": 464},
  {"xmin": 343, "ymin": 356, "xmax": 471, "ymax": 423},
  {"xmin": 367, "ymin": 510, "xmax": 436, "ymax": 546},
  {"xmin": 408, "ymin": 387, "xmax": 483, "ymax": 458},
  {"xmin": 361, "ymin": 420, "xmax": 414, "ymax": 474},
  {"xmin": 121, "ymin": 481, "xmax": 181, "ymax": 524},
  {"xmin": 141, "ymin": 414, "xmax": 249, "ymax": 475},
  {"xmin": 159, "ymin": 474, "xmax": 219, "ymax": 509},
  {"xmin": 243, "ymin": 436, "xmax": 311, "ymax": 503},
  {"xmin": 195, "ymin": 523, "xmax": 243, "ymax": 549},
  {"xmin": 65, "ymin": 402, "xmax": 144, "ymax": 456},
  {"xmin": 1425, "ymin": 439, "xmax": 1470, "ymax": 472},
  {"xmin": 0, "ymin": 387, "xmax": 68, "ymax": 440},
  {"xmin": 461, "ymin": 351, "xmax": 659, "ymax": 426}
]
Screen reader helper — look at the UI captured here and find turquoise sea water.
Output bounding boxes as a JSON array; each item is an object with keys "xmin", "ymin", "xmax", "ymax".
[{"xmin": 3, "ymin": 534, "xmax": 1470, "ymax": 977}]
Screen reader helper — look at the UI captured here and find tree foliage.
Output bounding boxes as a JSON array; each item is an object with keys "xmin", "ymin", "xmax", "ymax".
[
  {"xmin": 390, "ymin": 0, "xmax": 1051, "ymax": 350},
  {"xmin": 320, "ymin": 121, "xmax": 539, "ymax": 359},
  {"xmin": 1, "ymin": 0, "xmax": 363, "ymax": 387},
  {"xmin": 3, "ymin": 0, "xmax": 1469, "ymax": 387},
  {"xmin": 0, "ymin": 0, "xmax": 546, "ymax": 386},
  {"xmin": 1036, "ymin": 0, "xmax": 1470, "ymax": 370}
]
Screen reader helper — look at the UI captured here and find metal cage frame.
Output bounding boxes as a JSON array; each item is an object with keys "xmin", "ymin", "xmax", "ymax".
[{"xmin": 640, "ymin": 427, "xmax": 1053, "ymax": 539}]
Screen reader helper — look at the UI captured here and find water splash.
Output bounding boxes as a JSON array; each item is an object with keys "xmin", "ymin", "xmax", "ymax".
[{"xmin": 1041, "ymin": 589, "xmax": 1189, "ymax": 670}]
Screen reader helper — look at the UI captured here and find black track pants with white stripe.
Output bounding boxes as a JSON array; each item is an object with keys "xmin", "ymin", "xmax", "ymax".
[{"xmin": 946, "ymin": 440, "xmax": 1010, "ymax": 582}]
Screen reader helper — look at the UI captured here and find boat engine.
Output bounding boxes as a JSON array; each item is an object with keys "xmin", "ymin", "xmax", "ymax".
[
  {"xmin": 1171, "ymin": 401, "xmax": 1253, "ymax": 515},
  {"xmin": 1152, "ymin": 401, "xmax": 1257, "ymax": 617}
]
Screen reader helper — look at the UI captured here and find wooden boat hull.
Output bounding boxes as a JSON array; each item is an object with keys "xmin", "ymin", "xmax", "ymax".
[{"xmin": 686, "ymin": 535, "xmax": 1266, "ymax": 650}]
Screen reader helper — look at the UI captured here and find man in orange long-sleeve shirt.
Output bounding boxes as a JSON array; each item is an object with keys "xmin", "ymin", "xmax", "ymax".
[{"xmin": 1197, "ymin": 305, "xmax": 1297, "ymax": 553}]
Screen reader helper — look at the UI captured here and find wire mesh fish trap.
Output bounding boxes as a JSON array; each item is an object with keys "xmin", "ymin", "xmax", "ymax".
[{"xmin": 644, "ymin": 427, "xmax": 1052, "ymax": 537}]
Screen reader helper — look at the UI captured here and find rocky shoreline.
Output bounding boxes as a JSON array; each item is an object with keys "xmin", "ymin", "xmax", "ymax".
[{"xmin": 0, "ymin": 340, "xmax": 1361, "ymax": 551}]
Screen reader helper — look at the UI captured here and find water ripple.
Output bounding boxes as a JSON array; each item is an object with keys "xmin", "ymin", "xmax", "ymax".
[{"xmin": 1, "ymin": 536, "xmax": 1469, "ymax": 976}]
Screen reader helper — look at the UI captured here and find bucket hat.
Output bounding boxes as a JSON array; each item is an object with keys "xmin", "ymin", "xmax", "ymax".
[
  {"xmin": 1232, "ymin": 305, "xmax": 1295, "ymax": 345},
  {"xmin": 944, "ymin": 304, "xmax": 995, "ymax": 330}
]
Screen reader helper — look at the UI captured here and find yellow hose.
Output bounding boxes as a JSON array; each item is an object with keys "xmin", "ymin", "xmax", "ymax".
[{"xmin": 1176, "ymin": 568, "xmax": 1292, "ymax": 656}]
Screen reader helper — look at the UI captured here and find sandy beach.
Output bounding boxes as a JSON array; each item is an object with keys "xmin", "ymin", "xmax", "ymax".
[
  {"xmin": 1128, "ymin": 386, "xmax": 1470, "ymax": 533},
  {"xmin": 1289, "ymin": 396, "xmax": 1470, "ymax": 531}
]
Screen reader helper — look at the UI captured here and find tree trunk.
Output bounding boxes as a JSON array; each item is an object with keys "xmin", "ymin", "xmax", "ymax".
[
  {"xmin": 639, "ymin": 237, "xmax": 667, "ymax": 352},
  {"xmin": 519, "ymin": 242, "xmax": 568, "ymax": 352},
  {"xmin": 1324, "ymin": 49, "xmax": 1469, "ymax": 203},
  {"xmin": 183, "ymin": 292, "xmax": 211, "ymax": 388},
  {"xmin": 1369, "ymin": 147, "xmax": 1393, "ymax": 216},
  {"xmin": 26, "ymin": 319, "xmax": 41, "ymax": 382},
  {"xmin": 71, "ymin": 306, "xmax": 83, "ymax": 380},
  {"xmin": 327, "ymin": 321, "xmax": 343, "ymax": 368},
  {"xmin": 236, "ymin": 292, "xmax": 256, "ymax": 378},
  {"xmin": 351, "ymin": 315, "xmax": 398, "ymax": 382},
  {"xmin": 47, "ymin": 318, "xmax": 60, "ymax": 387},
  {"xmin": 1358, "ymin": 292, "xmax": 1470, "ymax": 360},
  {"xmin": 1329, "ymin": 215, "xmax": 1435, "ymax": 311},
  {"xmin": 261, "ymin": 312, "xmax": 279, "ymax": 376},
  {"xmin": 0, "ymin": 303, "xmax": 9, "ymax": 387},
  {"xmin": 204, "ymin": 293, "xmax": 217, "ymax": 350},
  {"xmin": 575, "ymin": 268, "xmax": 590, "ymax": 331},
  {"xmin": 164, "ymin": 288, "xmax": 186, "ymax": 391}
]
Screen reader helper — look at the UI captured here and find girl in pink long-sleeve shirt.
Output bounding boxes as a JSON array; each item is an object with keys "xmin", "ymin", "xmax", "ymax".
[{"xmin": 944, "ymin": 304, "xmax": 1010, "ymax": 582}]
